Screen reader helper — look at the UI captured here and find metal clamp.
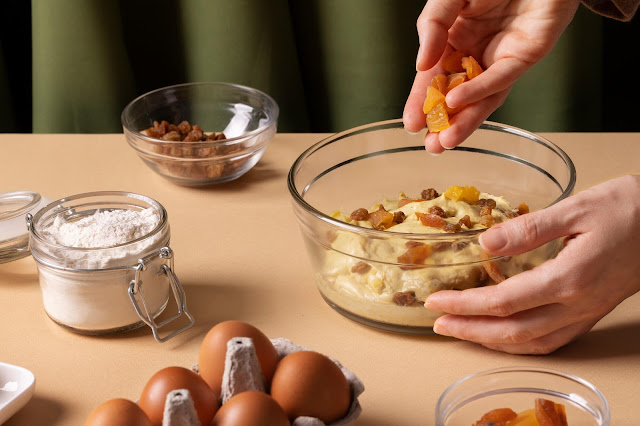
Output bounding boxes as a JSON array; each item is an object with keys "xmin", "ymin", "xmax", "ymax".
[{"xmin": 128, "ymin": 246, "xmax": 195, "ymax": 342}]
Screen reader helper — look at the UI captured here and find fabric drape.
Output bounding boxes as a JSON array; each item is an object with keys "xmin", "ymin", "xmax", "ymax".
[{"xmin": 0, "ymin": 1, "xmax": 638, "ymax": 133}]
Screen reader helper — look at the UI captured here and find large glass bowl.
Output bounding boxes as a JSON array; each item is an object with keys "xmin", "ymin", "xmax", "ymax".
[
  {"xmin": 122, "ymin": 82, "xmax": 279, "ymax": 186},
  {"xmin": 288, "ymin": 119, "xmax": 575, "ymax": 334},
  {"xmin": 435, "ymin": 367, "xmax": 610, "ymax": 425}
]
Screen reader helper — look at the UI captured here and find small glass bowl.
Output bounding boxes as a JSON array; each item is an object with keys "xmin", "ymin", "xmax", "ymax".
[
  {"xmin": 0, "ymin": 191, "xmax": 48, "ymax": 263},
  {"xmin": 121, "ymin": 82, "xmax": 279, "ymax": 186},
  {"xmin": 288, "ymin": 119, "xmax": 576, "ymax": 334},
  {"xmin": 435, "ymin": 366, "xmax": 610, "ymax": 425}
]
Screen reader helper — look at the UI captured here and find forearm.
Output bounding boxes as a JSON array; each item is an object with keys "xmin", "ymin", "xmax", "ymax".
[{"xmin": 581, "ymin": 0, "xmax": 640, "ymax": 21}]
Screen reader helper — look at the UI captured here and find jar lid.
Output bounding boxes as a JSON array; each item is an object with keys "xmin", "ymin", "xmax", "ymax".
[{"xmin": 0, "ymin": 191, "xmax": 50, "ymax": 263}]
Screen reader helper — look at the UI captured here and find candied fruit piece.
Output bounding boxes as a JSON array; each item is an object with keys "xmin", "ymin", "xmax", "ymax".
[
  {"xmin": 430, "ymin": 73, "xmax": 448, "ymax": 93},
  {"xmin": 443, "ymin": 185, "xmax": 480, "ymax": 204},
  {"xmin": 397, "ymin": 245, "xmax": 431, "ymax": 266},
  {"xmin": 369, "ymin": 206, "xmax": 394, "ymax": 230},
  {"xmin": 535, "ymin": 399, "xmax": 567, "ymax": 426},
  {"xmin": 518, "ymin": 202, "xmax": 530, "ymax": 215},
  {"xmin": 507, "ymin": 409, "xmax": 539, "ymax": 426},
  {"xmin": 423, "ymin": 86, "xmax": 446, "ymax": 114},
  {"xmin": 445, "ymin": 72, "xmax": 468, "ymax": 92},
  {"xmin": 481, "ymin": 251, "xmax": 506, "ymax": 283},
  {"xmin": 416, "ymin": 212, "xmax": 446, "ymax": 229},
  {"xmin": 398, "ymin": 198, "xmax": 423, "ymax": 208},
  {"xmin": 442, "ymin": 50, "xmax": 466, "ymax": 73},
  {"xmin": 473, "ymin": 407, "xmax": 518, "ymax": 426},
  {"xmin": 462, "ymin": 56, "xmax": 484, "ymax": 79},
  {"xmin": 426, "ymin": 102, "xmax": 450, "ymax": 132}
]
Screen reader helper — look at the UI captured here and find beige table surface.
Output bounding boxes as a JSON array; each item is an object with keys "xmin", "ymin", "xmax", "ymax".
[{"xmin": 1, "ymin": 133, "xmax": 639, "ymax": 425}]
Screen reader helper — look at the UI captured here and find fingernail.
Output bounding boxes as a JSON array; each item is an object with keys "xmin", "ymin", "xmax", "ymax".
[
  {"xmin": 404, "ymin": 125, "xmax": 421, "ymax": 135},
  {"xmin": 480, "ymin": 227, "xmax": 508, "ymax": 251},
  {"xmin": 427, "ymin": 150, "xmax": 441, "ymax": 156},
  {"xmin": 416, "ymin": 44, "xmax": 423, "ymax": 71},
  {"xmin": 433, "ymin": 322, "xmax": 450, "ymax": 336}
]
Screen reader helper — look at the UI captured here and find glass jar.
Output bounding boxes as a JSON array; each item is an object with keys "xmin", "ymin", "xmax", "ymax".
[
  {"xmin": 0, "ymin": 191, "xmax": 49, "ymax": 263},
  {"xmin": 27, "ymin": 191, "xmax": 194, "ymax": 342}
]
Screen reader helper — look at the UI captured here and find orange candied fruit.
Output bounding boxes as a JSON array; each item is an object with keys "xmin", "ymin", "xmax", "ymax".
[
  {"xmin": 423, "ymin": 50, "xmax": 483, "ymax": 132},
  {"xmin": 462, "ymin": 55, "xmax": 484, "ymax": 80}
]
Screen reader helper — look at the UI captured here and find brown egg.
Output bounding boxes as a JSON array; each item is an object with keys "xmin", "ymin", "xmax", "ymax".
[
  {"xmin": 84, "ymin": 398, "xmax": 152, "ymax": 426},
  {"xmin": 212, "ymin": 391, "xmax": 290, "ymax": 426},
  {"xmin": 198, "ymin": 321, "xmax": 279, "ymax": 393},
  {"xmin": 270, "ymin": 351, "xmax": 351, "ymax": 423},
  {"xmin": 139, "ymin": 366, "xmax": 218, "ymax": 426}
]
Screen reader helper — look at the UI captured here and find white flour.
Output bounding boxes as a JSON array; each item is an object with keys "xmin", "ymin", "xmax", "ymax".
[
  {"xmin": 42, "ymin": 208, "xmax": 159, "ymax": 248},
  {"xmin": 33, "ymin": 207, "xmax": 169, "ymax": 331}
]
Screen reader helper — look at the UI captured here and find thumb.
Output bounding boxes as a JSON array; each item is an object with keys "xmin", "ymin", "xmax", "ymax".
[{"xmin": 479, "ymin": 207, "xmax": 573, "ymax": 256}]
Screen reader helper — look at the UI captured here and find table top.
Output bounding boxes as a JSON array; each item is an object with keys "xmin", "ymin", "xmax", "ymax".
[{"xmin": 1, "ymin": 132, "xmax": 639, "ymax": 425}]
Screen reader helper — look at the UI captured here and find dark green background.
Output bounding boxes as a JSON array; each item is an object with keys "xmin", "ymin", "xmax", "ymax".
[{"xmin": 0, "ymin": 1, "xmax": 638, "ymax": 133}]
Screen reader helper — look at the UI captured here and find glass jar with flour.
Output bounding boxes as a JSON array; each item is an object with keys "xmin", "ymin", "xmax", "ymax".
[{"xmin": 27, "ymin": 191, "xmax": 194, "ymax": 342}]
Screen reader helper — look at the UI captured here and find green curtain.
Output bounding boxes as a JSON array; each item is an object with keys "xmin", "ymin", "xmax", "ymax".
[{"xmin": 0, "ymin": 0, "xmax": 638, "ymax": 133}]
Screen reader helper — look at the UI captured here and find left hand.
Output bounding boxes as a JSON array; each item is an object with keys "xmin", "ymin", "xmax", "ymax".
[{"xmin": 424, "ymin": 175, "xmax": 640, "ymax": 354}]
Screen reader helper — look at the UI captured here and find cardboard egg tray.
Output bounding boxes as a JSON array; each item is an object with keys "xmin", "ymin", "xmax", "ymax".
[{"xmin": 162, "ymin": 337, "xmax": 364, "ymax": 425}]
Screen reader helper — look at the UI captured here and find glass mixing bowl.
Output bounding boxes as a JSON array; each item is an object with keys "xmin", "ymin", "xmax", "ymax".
[
  {"xmin": 122, "ymin": 82, "xmax": 279, "ymax": 186},
  {"xmin": 288, "ymin": 119, "xmax": 575, "ymax": 334},
  {"xmin": 435, "ymin": 366, "xmax": 610, "ymax": 425}
]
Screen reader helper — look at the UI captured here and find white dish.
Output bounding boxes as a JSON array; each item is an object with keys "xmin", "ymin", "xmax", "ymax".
[{"xmin": 0, "ymin": 362, "xmax": 35, "ymax": 424}]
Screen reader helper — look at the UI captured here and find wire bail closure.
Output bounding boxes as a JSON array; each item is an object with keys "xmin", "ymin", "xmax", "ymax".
[{"xmin": 128, "ymin": 246, "xmax": 194, "ymax": 342}]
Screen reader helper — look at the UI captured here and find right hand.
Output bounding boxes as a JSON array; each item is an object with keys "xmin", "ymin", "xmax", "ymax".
[{"xmin": 404, "ymin": 0, "xmax": 580, "ymax": 153}]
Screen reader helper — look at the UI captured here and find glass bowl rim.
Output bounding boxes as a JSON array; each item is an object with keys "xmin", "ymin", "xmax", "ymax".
[
  {"xmin": 28, "ymin": 191, "xmax": 168, "ymax": 253},
  {"xmin": 121, "ymin": 81, "xmax": 280, "ymax": 147},
  {"xmin": 287, "ymin": 119, "xmax": 576, "ymax": 239},
  {"xmin": 435, "ymin": 365, "xmax": 610, "ymax": 424}
]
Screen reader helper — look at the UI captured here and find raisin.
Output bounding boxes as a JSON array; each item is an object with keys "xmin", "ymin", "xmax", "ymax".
[
  {"xmin": 479, "ymin": 215, "xmax": 495, "ymax": 228},
  {"xmin": 428, "ymin": 206, "xmax": 446, "ymax": 217},
  {"xmin": 480, "ymin": 205, "xmax": 493, "ymax": 216},
  {"xmin": 504, "ymin": 210, "xmax": 519, "ymax": 219},
  {"xmin": 393, "ymin": 211, "xmax": 406, "ymax": 224},
  {"xmin": 421, "ymin": 188, "xmax": 439, "ymax": 200},
  {"xmin": 416, "ymin": 212, "xmax": 446, "ymax": 228},
  {"xmin": 392, "ymin": 291, "xmax": 416, "ymax": 306},
  {"xmin": 405, "ymin": 241, "xmax": 425, "ymax": 248},
  {"xmin": 351, "ymin": 261, "xmax": 371, "ymax": 274},
  {"xmin": 431, "ymin": 241, "xmax": 452, "ymax": 250},
  {"xmin": 458, "ymin": 214, "xmax": 472, "ymax": 228},
  {"xmin": 477, "ymin": 198, "xmax": 496, "ymax": 209},
  {"xmin": 451, "ymin": 241, "xmax": 468, "ymax": 251},
  {"xmin": 350, "ymin": 208, "xmax": 369, "ymax": 221},
  {"xmin": 177, "ymin": 120, "xmax": 191, "ymax": 135},
  {"xmin": 162, "ymin": 131, "xmax": 181, "ymax": 141},
  {"xmin": 443, "ymin": 223, "xmax": 461, "ymax": 233}
]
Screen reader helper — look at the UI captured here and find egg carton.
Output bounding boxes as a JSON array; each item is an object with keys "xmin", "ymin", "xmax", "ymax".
[{"xmin": 162, "ymin": 337, "xmax": 364, "ymax": 426}]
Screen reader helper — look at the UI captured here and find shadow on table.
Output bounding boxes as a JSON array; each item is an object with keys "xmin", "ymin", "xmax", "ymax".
[
  {"xmin": 177, "ymin": 159, "xmax": 285, "ymax": 193},
  {"xmin": 4, "ymin": 395, "xmax": 65, "ymax": 426},
  {"xmin": 555, "ymin": 321, "xmax": 640, "ymax": 359}
]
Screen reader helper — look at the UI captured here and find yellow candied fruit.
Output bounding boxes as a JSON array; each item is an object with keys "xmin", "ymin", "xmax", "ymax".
[
  {"xmin": 443, "ymin": 185, "xmax": 480, "ymax": 204},
  {"xmin": 507, "ymin": 409, "xmax": 539, "ymax": 426}
]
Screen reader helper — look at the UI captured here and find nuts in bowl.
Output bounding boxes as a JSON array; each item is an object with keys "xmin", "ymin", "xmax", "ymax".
[
  {"xmin": 122, "ymin": 82, "xmax": 279, "ymax": 186},
  {"xmin": 288, "ymin": 119, "xmax": 576, "ymax": 334}
]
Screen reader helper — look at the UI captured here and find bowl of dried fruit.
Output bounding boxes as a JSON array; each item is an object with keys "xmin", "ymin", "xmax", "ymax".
[
  {"xmin": 435, "ymin": 366, "xmax": 610, "ymax": 425},
  {"xmin": 122, "ymin": 82, "xmax": 279, "ymax": 186},
  {"xmin": 287, "ymin": 119, "xmax": 576, "ymax": 334}
]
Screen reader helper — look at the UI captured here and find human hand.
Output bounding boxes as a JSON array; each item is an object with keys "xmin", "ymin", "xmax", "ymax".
[
  {"xmin": 425, "ymin": 175, "xmax": 640, "ymax": 354},
  {"xmin": 404, "ymin": 0, "xmax": 580, "ymax": 153}
]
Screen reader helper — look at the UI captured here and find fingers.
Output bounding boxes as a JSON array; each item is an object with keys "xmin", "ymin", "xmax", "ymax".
[
  {"xmin": 416, "ymin": 0, "xmax": 467, "ymax": 71},
  {"xmin": 479, "ymin": 200, "xmax": 579, "ymax": 256},
  {"xmin": 403, "ymin": 71, "xmax": 433, "ymax": 133},
  {"xmin": 479, "ymin": 318, "xmax": 600, "ymax": 355},
  {"xmin": 425, "ymin": 265, "xmax": 556, "ymax": 317},
  {"xmin": 445, "ymin": 57, "xmax": 530, "ymax": 109},
  {"xmin": 422, "ymin": 88, "xmax": 509, "ymax": 152}
]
